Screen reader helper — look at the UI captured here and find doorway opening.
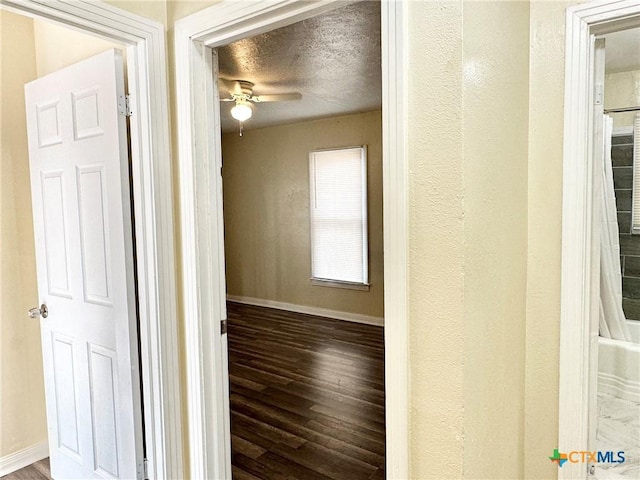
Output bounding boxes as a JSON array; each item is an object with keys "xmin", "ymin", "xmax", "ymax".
[
  {"xmin": 593, "ymin": 26, "xmax": 640, "ymax": 480},
  {"xmin": 559, "ymin": 1, "xmax": 640, "ymax": 479},
  {"xmin": 174, "ymin": 0, "xmax": 408, "ymax": 478},
  {"xmin": 216, "ymin": 3, "xmax": 385, "ymax": 477}
]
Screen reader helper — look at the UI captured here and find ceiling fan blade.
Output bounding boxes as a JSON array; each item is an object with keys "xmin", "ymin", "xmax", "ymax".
[
  {"xmin": 220, "ymin": 98, "xmax": 236, "ymax": 102},
  {"xmin": 253, "ymin": 93, "xmax": 302, "ymax": 102}
]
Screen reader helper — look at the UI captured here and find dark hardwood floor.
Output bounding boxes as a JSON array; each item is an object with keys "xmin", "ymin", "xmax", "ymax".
[
  {"xmin": 3, "ymin": 303, "xmax": 385, "ymax": 480},
  {"xmin": 1, "ymin": 458, "xmax": 50, "ymax": 480},
  {"xmin": 227, "ymin": 302, "xmax": 385, "ymax": 480}
]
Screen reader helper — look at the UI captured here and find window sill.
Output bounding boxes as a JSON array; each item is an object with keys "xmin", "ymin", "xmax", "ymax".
[{"xmin": 310, "ymin": 278, "xmax": 370, "ymax": 291}]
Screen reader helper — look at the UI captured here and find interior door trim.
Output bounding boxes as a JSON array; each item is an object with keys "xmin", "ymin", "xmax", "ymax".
[
  {"xmin": 560, "ymin": 1, "xmax": 640, "ymax": 479},
  {"xmin": 0, "ymin": 1, "xmax": 183, "ymax": 478},
  {"xmin": 174, "ymin": 0, "xmax": 409, "ymax": 478}
]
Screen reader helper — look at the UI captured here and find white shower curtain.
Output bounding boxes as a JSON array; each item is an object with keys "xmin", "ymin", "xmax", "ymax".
[{"xmin": 600, "ymin": 115, "xmax": 632, "ymax": 341}]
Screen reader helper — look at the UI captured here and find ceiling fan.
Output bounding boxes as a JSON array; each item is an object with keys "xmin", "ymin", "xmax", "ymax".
[{"xmin": 220, "ymin": 79, "xmax": 302, "ymax": 135}]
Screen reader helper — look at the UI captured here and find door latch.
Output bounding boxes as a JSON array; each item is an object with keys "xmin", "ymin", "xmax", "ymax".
[{"xmin": 28, "ymin": 304, "xmax": 48, "ymax": 319}]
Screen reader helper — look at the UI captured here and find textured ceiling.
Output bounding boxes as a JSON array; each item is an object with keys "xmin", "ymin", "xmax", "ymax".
[
  {"xmin": 604, "ymin": 27, "xmax": 640, "ymax": 74},
  {"xmin": 216, "ymin": 1, "xmax": 381, "ymax": 133}
]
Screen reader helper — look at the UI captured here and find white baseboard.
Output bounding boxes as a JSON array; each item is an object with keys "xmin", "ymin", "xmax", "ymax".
[
  {"xmin": 226, "ymin": 295, "xmax": 384, "ymax": 326},
  {"xmin": 0, "ymin": 441, "xmax": 48, "ymax": 476}
]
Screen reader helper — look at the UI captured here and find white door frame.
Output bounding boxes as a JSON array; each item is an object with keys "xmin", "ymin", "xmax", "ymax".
[
  {"xmin": 560, "ymin": 1, "xmax": 640, "ymax": 478},
  {"xmin": 0, "ymin": 1, "xmax": 183, "ymax": 478},
  {"xmin": 174, "ymin": 1, "xmax": 408, "ymax": 478}
]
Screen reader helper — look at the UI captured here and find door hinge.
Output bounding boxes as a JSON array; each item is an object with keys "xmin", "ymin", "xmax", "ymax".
[
  {"xmin": 595, "ymin": 84, "xmax": 603, "ymax": 106},
  {"xmin": 221, "ymin": 319, "xmax": 228, "ymax": 335},
  {"xmin": 118, "ymin": 94, "xmax": 133, "ymax": 117},
  {"xmin": 143, "ymin": 458, "xmax": 149, "ymax": 480}
]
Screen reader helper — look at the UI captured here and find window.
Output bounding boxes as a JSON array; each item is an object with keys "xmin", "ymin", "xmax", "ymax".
[{"xmin": 309, "ymin": 146, "xmax": 368, "ymax": 289}]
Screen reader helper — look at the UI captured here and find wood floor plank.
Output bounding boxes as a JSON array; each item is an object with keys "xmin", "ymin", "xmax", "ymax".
[
  {"xmin": 228, "ymin": 302, "xmax": 385, "ymax": 479},
  {"xmin": 233, "ymin": 434, "xmax": 268, "ymax": 459},
  {"xmin": 232, "ymin": 411, "xmax": 307, "ymax": 449},
  {"xmin": 367, "ymin": 468, "xmax": 386, "ymax": 480},
  {"xmin": 232, "ymin": 453, "xmax": 294, "ymax": 480},
  {"xmin": 255, "ymin": 451, "xmax": 335, "ymax": 480},
  {"xmin": 235, "ymin": 356, "xmax": 385, "ymax": 403},
  {"xmin": 304, "ymin": 417, "xmax": 385, "ymax": 455},
  {"xmin": 267, "ymin": 442, "xmax": 377, "ymax": 480},
  {"xmin": 232, "ymin": 465, "xmax": 265, "ymax": 480},
  {"xmin": 1, "ymin": 458, "xmax": 50, "ymax": 480}
]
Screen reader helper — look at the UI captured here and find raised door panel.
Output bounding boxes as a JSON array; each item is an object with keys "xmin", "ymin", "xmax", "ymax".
[
  {"xmin": 51, "ymin": 333, "xmax": 81, "ymax": 460},
  {"xmin": 88, "ymin": 344, "xmax": 120, "ymax": 478},
  {"xmin": 41, "ymin": 171, "xmax": 72, "ymax": 299},
  {"xmin": 36, "ymin": 99, "xmax": 63, "ymax": 148},
  {"xmin": 72, "ymin": 86, "xmax": 104, "ymax": 140},
  {"xmin": 77, "ymin": 165, "xmax": 112, "ymax": 307}
]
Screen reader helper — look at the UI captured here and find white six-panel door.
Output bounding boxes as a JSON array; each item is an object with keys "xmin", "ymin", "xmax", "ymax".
[{"xmin": 24, "ymin": 49, "xmax": 143, "ymax": 480}]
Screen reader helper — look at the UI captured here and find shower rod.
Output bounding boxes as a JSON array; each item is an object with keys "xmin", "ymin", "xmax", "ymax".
[{"xmin": 604, "ymin": 106, "xmax": 640, "ymax": 114}]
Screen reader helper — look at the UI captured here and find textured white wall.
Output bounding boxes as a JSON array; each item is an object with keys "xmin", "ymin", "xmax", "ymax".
[
  {"xmin": 407, "ymin": 2, "xmax": 531, "ymax": 478},
  {"xmin": 407, "ymin": 1, "xmax": 465, "ymax": 477},
  {"xmin": 526, "ymin": 2, "xmax": 582, "ymax": 478},
  {"xmin": 0, "ymin": 10, "xmax": 46, "ymax": 458},
  {"xmin": 462, "ymin": 2, "xmax": 529, "ymax": 478}
]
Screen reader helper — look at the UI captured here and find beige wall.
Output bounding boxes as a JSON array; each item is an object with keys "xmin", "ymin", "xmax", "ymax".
[
  {"xmin": 462, "ymin": 1, "xmax": 529, "ymax": 478},
  {"xmin": 406, "ymin": 1, "xmax": 465, "ymax": 477},
  {"xmin": 408, "ymin": 1, "xmax": 531, "ymax": 478},
  {"xmin": 167, "ymin": 0, "xmax": 219, "ymax": 24},
  {"xmin": 32, "ymin": 20, "xmax": 121, "ymax": 77},
  {"xmin": 0, "ymin": 11, "xmax": 46, "ymax": 458},
  {"xmin": 106, "ymin": 0, "xmax": 168, "ymax": 25},
  {"xmin": 606, "ymin": 69, "xmax": 640, "ymax": 128},
  {"xmin": 526, "ymin": 1, "xmax": 581, "ymax": 478},
  {"xmin": 0, "ymin": 11, "xmax": 127, "ymax": 460},
  {"xmin": 221, "ymin": 111, "xmax": 383, "ymax": 319}
]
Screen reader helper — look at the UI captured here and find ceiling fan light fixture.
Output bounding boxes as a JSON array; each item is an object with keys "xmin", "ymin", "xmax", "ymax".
[{"xmin": 230, "ymin": 99, "xmax": 253, "ymax": 122}]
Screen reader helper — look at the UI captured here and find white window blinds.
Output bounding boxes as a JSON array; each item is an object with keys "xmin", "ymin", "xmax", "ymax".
[
  {"xmin": 309, "ymin": 146, "xmax": 368, "ymax": 284},
  {"xmin": 632, "ymin": 115, "xmax": 640, "ymax": 232}
]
